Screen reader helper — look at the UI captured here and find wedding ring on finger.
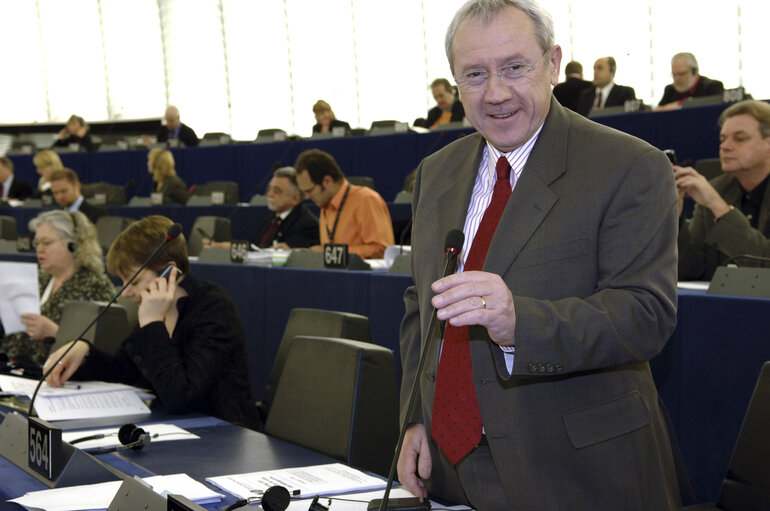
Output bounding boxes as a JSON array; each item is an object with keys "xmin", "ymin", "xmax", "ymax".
[{"xmin": 480, "ymin": 296, "xmax": 487, "ymax": 310}]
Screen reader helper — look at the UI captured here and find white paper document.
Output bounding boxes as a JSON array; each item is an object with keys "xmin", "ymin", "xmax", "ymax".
[
  {"xmin": 0, "ymin": 374, "xmax": 152, "ymax": 420},
  {"xmin": 62, "ymin": 423, "xmax": 199, "ymax": 450},
  {"xmin": 207, "ymin": 463, "xmax": 387, "ymax": 501},
  {"xmin": 9, "ymin": 473, "xmax": 224, "ymax": 511},
  {"xmin": 286, "ymin": 488, "xmax": 472, "ymax": 510},
  {"xmin": 0, "ymin": 262, "xmax": 39, "ymax": 334}
]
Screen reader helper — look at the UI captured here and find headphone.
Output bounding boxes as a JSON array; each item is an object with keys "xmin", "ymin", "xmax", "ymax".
[
  {"xmin": 72, "ymin": 423, "xmax": 153, "ymax": 455},
  {"xmin": 67, "ymin": 211, "xmax": 78, "ymax": 253}
]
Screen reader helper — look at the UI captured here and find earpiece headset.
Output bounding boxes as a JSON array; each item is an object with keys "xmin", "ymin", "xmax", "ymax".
[
  {"xmin": 70, "ymin": 423, "xmax": 153, "ymax": 455},
  {"xmin": 67, "ymin": 211, "xmax": 78, "ymax": 253}
]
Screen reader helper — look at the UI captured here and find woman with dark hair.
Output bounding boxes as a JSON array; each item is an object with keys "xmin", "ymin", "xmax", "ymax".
[
  {"xmin": 45, "ymin": 215, "xmax": 260, "ymax": 429},
  {"xmin": 0, "ymin": 210, "xmax": 114, "ymax": 365},
  {"xmin": 52, "ymin": 114, "xmax": 95, "ymax": 152}
]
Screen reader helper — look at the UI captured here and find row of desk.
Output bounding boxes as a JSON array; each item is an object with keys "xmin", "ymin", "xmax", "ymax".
[
  {"xmin": 3, "ymin": 203, "xmax": 413, "ymax": 241},
  {"xmin": 5, "ymin": 101, "xmax": 742, "ymax": 212}
]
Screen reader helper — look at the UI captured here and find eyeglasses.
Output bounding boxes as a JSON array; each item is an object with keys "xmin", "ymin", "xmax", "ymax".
[
  {"xmin": 455, "ymin": 49, "xmax": 551, "ymax": 93},
  {"xmin": 299, "ymin": 183, "xmax": 319, "ymax": 196},
  {"xmin": 32, "ymin": 238, "xmax": 61, "ymax": 249}
]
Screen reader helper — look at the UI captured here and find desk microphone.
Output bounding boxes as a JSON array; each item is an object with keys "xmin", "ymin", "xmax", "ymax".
[
  {"xmin": 373, "ymin": 229, "xmax": 464, "ymax": 511},
  {"xmin": 27, "ymin": 223, "xmax": 184, "ymax": 417}
]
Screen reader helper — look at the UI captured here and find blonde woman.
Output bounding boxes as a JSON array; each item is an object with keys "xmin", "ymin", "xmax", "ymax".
[
  {"xmin": 0, "ymin": 210, "xmax": 114, "ymax": 365},
  {"xmin": 147, "ymin": 148, "xmax": 189, "ymax": 205},
  {"xmin": 32, "ymin": 149, "xmax": 64, "ymax": 197},
  {"xmin": 311, "ymin": 100, "xmax": 350, "ymax": 134}
]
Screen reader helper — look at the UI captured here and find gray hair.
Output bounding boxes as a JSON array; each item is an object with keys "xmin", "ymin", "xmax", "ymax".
[
  {"xmin": 445, "ymin": 0, "xmax": 555, "ymax": 74},
  {"xmin": 719, "ymin": 100, "xmax": 770, "ymax": 139},
  {"xmin": 29, "ymin": 210, "xmax": 105, "ymax": 274},
  {"xmin": 273, "ymin": 166, "xmax": 301, "ymax": 196},
  {"xmin": 672, "ymin": 52, "xmax": 699, "ymax": 75}
]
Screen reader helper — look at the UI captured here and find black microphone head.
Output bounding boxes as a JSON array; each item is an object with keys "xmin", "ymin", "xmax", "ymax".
[
  {"xmin": 166, "ymin": 223, "xmax": 183, "ymax": 240},
  {"xmin": 444, "ymin": 229, "xmax": 465, "ymax": 255}
]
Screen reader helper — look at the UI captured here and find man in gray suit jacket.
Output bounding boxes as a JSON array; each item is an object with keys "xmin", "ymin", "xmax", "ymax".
[
  {"xmin": 396, "ymin": 1, "xmax": 687, "ymax": 509},
  {"xmin": 676, "ymin": 100, "xmax": 770, "ymax": 280}
]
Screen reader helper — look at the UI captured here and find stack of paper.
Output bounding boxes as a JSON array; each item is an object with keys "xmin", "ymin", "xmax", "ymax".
[
  {"xmin": 0, "ymin": 374, "xmax": 152, "ymax": 420},
  {"xmin": 207, "ymin": 463, "xmax": 386, "ymax": 501},
  {"xmin": 10, "ymin": 473, "xmax": 223, "ymax": 511}
]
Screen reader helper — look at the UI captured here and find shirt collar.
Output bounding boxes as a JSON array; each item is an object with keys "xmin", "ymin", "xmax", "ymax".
[
  {"xmin": 596, "ymin": 82, "xmax": 615, "ymax": 98},
  {"xmin": 485, "ymin": 122, "xmax": 544, "ymax": 186},
  {"xmin": 1, "ymin": 175, "xmax": 12, "ymax": 197},
  {"xmin": 69, "ymin": 195, "xmax": 84, "ymax": 211}
]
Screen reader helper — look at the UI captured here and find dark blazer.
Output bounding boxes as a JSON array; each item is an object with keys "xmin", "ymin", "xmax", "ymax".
[
  {"xmin": 679, "ymin": 173, "xmax": 770, "ymax": 280},
  {"xmin": 157, "ymin": 123, "xmax": 200, "ymax": 147},
  {"xmin": 6, "ymin": 176, "xmax": 34, "ymax": 200},
  {"xmin": 552, "ymin": 77, "xmax": 593, "ymax": 112},
  {"xmin": 74, "ymin": 273, "xmax": 260, "ymax": 429},
  {"xmin": 250, "ymin": 203, "xmax": 319, "ymax": 248},
  {"xmin": 576, "ymin": 83, "xmax": 636, "ymax": 117},
  {"xmin": 156, "ymin": 175, "xmax": 189, "ymax": 205},
  {"xmin": 52, "ymin": 134, "xmax": 95, "ymax": 152},
  {"xmin": 658, "ymin": 75, "xmax": 725, "ymax": 106},
  {"xmin": 312, "ymin": 119, "xmax": 351, "ymax": 134},
  {"xmin": 401, "ymin": 98, "xmax": 686, "ymax": 508},
  {"xmin": 425, "ymin": 100, "xmax": 465, "ymax": 128},
  {"xmin": 75, "ymin": 200, "xmax": 108, "ymax": 225}
]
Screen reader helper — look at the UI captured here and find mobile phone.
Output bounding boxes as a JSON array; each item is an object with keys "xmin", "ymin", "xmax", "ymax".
[
  {"xmin": 159, "ymin": 265, "xmax": 183, "ymax": 282},
  {"xmin": 663, "ymin": 149, "xmax": 677, "ymax": 165},
  {"xmin": 367, "ymin": 497, "xmax": 430, "ymax": 511}
]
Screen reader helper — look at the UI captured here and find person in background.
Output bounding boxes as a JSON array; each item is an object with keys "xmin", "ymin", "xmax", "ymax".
[
  {"xmin": 45, "ymin": 215, "xmax": 261, "ymax": 430},
  {"xmin": 0, "ymin": 157, "xmax": 34, "ymax": 200},
  {"xmin": 311, "ymin": 100, "xmax": 351, "ymax": 135},
  {"xmin": 148, "ymin": 148, "xmax": 189, "ymax": 205},
  {"xmin": 552, "ymin": 60, "xmax": 593, "ymax": 112},
  {"xmin": 206, "ymin": 167, "xmax": 318, "ymax": 250},
  {"xmin": 32, "ymin": 149, "xmax": 64, "ymax": 197},
  {"xmin": 154, "ymin": 106, "xmax": 199, "ymax": 147},
  {"xmin": 51, "ymin": 115, "xmax": 95, "ymax": 152},
  {"xmin": 49, "ymin": 168, "xmax": 108, "ymax": 225},
  {"xmin": 0, "ymin": 210, "xmax": 114, "ymax": 366},
  {"xmin": 575, "ymin": 56, "xmax": 636, "ymax": 117},
  {"xmin": 657, "ymin": 52, "xmax": 725, "ymax": 111},
  {"xmin": 676, "ymin": 99, "xmax": 770, "ymax": 280},
  {"xmin": 295, "ymin": 148, "xmax": 394, "ymax": 259},
  {"xmin": 423, "ymin": 78, "xmax": 466, "ymax": 129}
]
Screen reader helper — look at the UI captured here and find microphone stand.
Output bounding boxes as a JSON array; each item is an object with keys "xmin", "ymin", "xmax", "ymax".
[
  {"xmin": 27, "ymin": 224, "xmax": 183, "ymax": 417},
  {"xmin": 376, "ymin": 233, "xmax": 463, "ymax": 511}
]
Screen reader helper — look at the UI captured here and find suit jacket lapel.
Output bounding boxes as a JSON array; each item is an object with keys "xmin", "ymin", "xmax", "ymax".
[{"xmin": 484, "ymin": 99, "xmax": 568, "ymax": 276}]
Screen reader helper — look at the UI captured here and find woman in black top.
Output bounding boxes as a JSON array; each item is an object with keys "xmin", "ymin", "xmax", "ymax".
[{"xmin": 44, "ymin": 215, "xmax": 261, "ymax": 430}]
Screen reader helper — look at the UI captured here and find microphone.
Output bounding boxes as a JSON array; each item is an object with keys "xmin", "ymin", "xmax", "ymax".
[
  {"xmin": 723, "ymin": 254, "xmax": 770, "ymax": 266},
  {"xmin": 27, "ymin": 223, "xmax": 184, "ymax": 417},
  {"xmin": 374, "ymin": 229, "xmax": 464, "ymax": 511}
]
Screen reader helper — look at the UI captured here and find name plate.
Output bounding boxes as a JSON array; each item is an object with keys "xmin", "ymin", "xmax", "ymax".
[
  {"xmin": 151, "ymin": 192, "xmax": 164, "ymax": 205},
  {"xmin": 722, "ymin": 86, "xmax": 745, "ymax": 104},
  {"xmin": 624, "ymin": 99, "xmax": 643, "ymax": 113},
  {"xmin": 324, "ymin": 243, "xmax": 349, "ymax": 268},
  {"xmin": 28, "ymin": 417, "xmax": 62, "ymax": 480},
  {"xmin": 16, "ymin": 235, "xmax": 33, "ymax": 253},
  {"xmin": 210, "ymin": 191, "xmax": 225, "ymax": 205},
  {"xmin": 230, "ymin": 240, "xmax": 249, "ymax": 263}
]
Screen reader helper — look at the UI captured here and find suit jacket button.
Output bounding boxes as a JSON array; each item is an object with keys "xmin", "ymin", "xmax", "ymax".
[
  {"xmin": 555, "ymin": 364, "xmax": 564, "ymax": 373},
  {"xmin": 538, "ymin": 363, "xmax": 546, "ymax": 373},
  {"xmin": 527, "ymin": 362, "xmax": 538, "ymax": 373},
  {"xmin": 546, "ymin": 364, "xmax": 555, "ymax": 373},
  {"xmin": 425, "ymin": 372, "xmax": 435, "ymax": 381}
]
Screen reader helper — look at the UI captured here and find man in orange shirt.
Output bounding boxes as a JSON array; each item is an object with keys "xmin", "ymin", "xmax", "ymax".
[{"xmin": 295, "ymin": 149, "xmax": 394, "ymax": 259}]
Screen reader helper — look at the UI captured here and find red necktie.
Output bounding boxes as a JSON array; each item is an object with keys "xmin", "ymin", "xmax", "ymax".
[
  {"xmin": 431, "ymin": 156, "xmax": 513, "ymax": 464},
  {"xmin": 595, "ymin": 91, "xmax": 603, "ymax": 108},
  {"xmin": 258, "ymin": 216, "xmax": 281, "ymax": 248}
]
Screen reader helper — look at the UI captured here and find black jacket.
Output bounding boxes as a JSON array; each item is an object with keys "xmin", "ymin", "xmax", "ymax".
[
  {"xmin": 75, "ymin": 272, "xmax": 260, "ymax": 429},
  {"xmin": 658, "ymin": 75, "xmax": 725, "ymax": 106},
  {"xmin": 553, "ymin": 77, "xmax": 594, "ymax": 113},
  {"xmin": 6, "ymin": 176, "xmax": 34, "ymax": 200},
  {"xmin": 157, "ymin": 123, "xmax": 200, "ymax": 147},
  {"xmin": 576, "ymin": 84, "xmax": 636, "ymax": 117},
  {"xmin": 424, "ymin": 100, "xmax": 465, "ymax": 128},
  {"xmin": 74, "ymin": 200, "xmax": 108, "ymax": 225},
  {"xmin": 251, "ymin": 203, "xmax": 319, "ymax": 248}
]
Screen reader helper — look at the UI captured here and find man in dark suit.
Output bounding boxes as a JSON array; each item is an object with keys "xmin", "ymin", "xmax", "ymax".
[
  {"xmin": 0, "ymin": 157, "xmax": 34, "ymax": 201},
  {"xmin": 206, "ymin": 167, "xmax": 318, "ymax": 250},
  {"xmin": 552, "ymin": 60, "xmax": 592, "ymax": 112},
  {"xmin": 657, "ymin": 52, "xmax": 725, "ymax": 111},
  {"xmin": 157, "ymin": 106, "xmax": 199, "ymax": 147},
  {"xmin": 396, "ymin": 1, "xmax": 688, "ymax": 509},
  {"xmin": 576, "ymin": 56, "xmax": 636, "ymax": 116},
  {"xmin": 418, "ymin": 78, "xmax": 466, "ymax": 129},
  {"xmin": 676, "ymin": 100, "xmax": 770, "ymax": 280},
  {"xmin": 49, "ymin": 168, "xmax": 107, "ymax": 225}
]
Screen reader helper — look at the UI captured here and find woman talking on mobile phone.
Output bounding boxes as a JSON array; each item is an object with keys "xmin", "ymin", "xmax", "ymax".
[{"xmin": 44, "ymin": 215, "xmax": 261, "ymax": 430}]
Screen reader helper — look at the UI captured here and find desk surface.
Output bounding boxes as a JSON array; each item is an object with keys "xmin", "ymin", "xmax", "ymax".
[{"xmin": 2, "ymin": 251, "xmax": 768, "ymax": 504}]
